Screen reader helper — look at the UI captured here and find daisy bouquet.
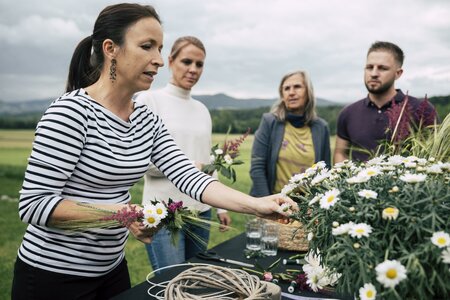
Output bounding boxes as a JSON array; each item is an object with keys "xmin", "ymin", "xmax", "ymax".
[
  {"xmin": 202, "ymin": 128, "xmax": 251, "ymax": 183},
  {"xmin": 54, "ymin": 199, "xmax": 215, "ymax": 246},
  {"xmin": 282, "ymin": 156, "xmax": 450, "ymax": 299}
]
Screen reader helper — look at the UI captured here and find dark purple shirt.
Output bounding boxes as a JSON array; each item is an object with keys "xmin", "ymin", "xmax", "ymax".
[{"xmin": 336, "ymin": 90, "xmax": 435, "ymax": 162}]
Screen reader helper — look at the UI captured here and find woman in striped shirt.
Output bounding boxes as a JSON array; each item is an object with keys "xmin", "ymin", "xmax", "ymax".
[{"xmin": 11, "ymin": 3, "xmax": 297, "ymax": 300}]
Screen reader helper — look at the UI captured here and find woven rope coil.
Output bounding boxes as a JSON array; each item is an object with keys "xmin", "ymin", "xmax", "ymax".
[{"xmin": 164, "ymin": 265, "xmax": 274, "ymax": 300}]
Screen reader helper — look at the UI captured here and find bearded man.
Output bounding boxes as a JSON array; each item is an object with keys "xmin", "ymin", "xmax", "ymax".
[{"xmin": 334, "ymin": 41, "xmax": 436, "ymax": 163}]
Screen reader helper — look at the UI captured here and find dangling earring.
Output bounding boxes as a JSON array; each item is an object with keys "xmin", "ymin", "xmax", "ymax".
[{"xmin": 109, "ymin": 58, "xmax": 117, "ymax": 82}]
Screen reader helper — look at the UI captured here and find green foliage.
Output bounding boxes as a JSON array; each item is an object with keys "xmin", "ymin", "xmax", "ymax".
[
  {"xmin": 210, "ymin": 105, "xmax": 344, "ymax": 135},
  {"xmin": 429, "ymin": 95, "xmax": 450, "ymax": 122}
]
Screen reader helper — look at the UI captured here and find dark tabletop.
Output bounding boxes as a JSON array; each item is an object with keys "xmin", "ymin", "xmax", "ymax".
[{"xmin": 112, "ymin": 233, "xmax": 346, "ymax": 300}]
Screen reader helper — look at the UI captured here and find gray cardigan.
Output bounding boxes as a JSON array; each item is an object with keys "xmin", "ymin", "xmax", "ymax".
[{"xmin": 250, "ymin": 113, "xmax": 331, "ymax": 197}]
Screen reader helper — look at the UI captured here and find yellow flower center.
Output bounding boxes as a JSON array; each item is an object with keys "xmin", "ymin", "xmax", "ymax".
[
  {"xmin": 386, "ymin": 268, "xmax": 397, "ymax": 279},
  {"xmin": 156, "ymin": 208, "xmax": 163, "ymax": 214},
  {"xmin": 327, "ymin": 195, "xmax": 335, "ymax": 203},
  {"xmin": 356, "ymin": 228, "xmax": 365, "ymax": 234},
  {"xmin": 147, "ymin": 217, "xmax": 156, "ymax": 224},
  {"xmin": 437, "ymin": 237, "xmax": 446, "ymax": 245},
  {"xmin": 366, "ymin": 290, "xmax": 374, "ymax": 297},
  {"xmin": 367, "ymin": 170, "xmax": 376, "ymax": 176},
  {"xmin": 385, "ymin": 207, "xmax": 395, "ymax": 214}
]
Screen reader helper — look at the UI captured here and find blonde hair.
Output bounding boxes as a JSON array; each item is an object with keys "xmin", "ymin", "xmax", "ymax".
[
  {"xmin": 169, "ymin": 36, "xmax": 206, "ymax": 60},
  {"xmin": 270, "ymin": 70, "xmax": 317, "ymax": 124}
]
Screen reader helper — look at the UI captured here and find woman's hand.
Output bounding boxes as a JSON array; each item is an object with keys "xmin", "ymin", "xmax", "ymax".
[
  {"xmin": 254, "ymin": 194, "xmax": 298, "ymax": 221},
  {"xmin": 128, "ymin": 221, "xmax": 158, "ymax": 244}
]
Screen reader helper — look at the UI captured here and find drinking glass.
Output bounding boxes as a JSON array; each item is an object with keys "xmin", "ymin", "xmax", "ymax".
[
  {"xmin": 260, "ymin": 222, "xmax": 279, "ymax": 256},
  {"xmin": 245, "ymin": 218, "xmax": 262, "ymax": 250}
]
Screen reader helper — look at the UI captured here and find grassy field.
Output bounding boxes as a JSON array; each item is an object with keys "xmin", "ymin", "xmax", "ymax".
[{"xmin": 0, "ymin": 129, "xmax": 335, "ymax": 299}]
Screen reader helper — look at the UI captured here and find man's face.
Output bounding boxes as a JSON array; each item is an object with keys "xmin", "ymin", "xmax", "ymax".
[{"xmin": 364, "ymin": 50, "xmax": 403, "ymax": 95}]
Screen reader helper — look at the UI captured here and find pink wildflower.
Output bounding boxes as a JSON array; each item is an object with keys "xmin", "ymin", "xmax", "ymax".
[
  {"xmin": 263, "ymin": 272, "xmax": 273, "ymax": 282},
  {"xmin": 415, "ymin": 94, "xmax": 437, "ymax": 126},
  {"xmin": 386, "ymin": 94, "xmax": 412, "ymax": 143},
  {"xmin": 295, "ymin": 273, "xmax": 311, "ymax": 291},
  {"xmin": 100, "ymin": 204, "xmax": 143, "ymax": 228},
  {"xmin": 223, "ymin": 128, "xmax": 251, "ymax": 159},
  {"xmin": 168, "ymin": 200, "xmax": 183, "ymax": 213}
]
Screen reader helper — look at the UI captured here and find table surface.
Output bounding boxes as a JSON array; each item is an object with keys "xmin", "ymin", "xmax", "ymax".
[{"xmin": 112, "ymin": 233, "xmax": 346, "ymax": 300}]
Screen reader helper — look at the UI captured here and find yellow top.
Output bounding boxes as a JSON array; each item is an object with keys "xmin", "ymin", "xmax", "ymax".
[{"xmin": 274, "ymin": 122, "xmax": 315, "ymax": 193}]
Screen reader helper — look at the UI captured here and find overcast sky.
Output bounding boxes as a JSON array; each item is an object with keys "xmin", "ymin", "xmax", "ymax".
[{"xmin": 1, "ymin": 0, "xmax": 449, "ymax": 103}]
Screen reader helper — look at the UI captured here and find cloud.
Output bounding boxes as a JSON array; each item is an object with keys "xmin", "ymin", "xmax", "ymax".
[
  {"xmin": 0, "ymin": 15, "xmax": 84, "ymax": 47},
  {"xmin": 0, "ymin": 0, "xmax": 449, "ymax": 102}
]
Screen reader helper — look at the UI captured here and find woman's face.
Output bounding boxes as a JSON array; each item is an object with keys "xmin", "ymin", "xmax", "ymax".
[
  {"xmin": 115, "ymin": 17, "xmax": 164, "ymax": 93},
  {"xmin": 281, "ymin": 73, "xmax": 307, "ymax": 114},
  {"xmin": 169, "ymin": 44, "xmax": 205, "ymax": 90}
]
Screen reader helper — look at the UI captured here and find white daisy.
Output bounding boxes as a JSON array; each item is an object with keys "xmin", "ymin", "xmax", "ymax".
[
  {"xmin": 214, "ymin": 149, "xmax": 223, "ymax": 155},
  {"xmin": 441, "ymin": 247, "xmax": 450, "ymax": 264},
  {"xmin": 349, "ymin": 223, "xmax": 373, "ymax": 238},
  {"xmin": 404, "ymin": 162, "xmax": 417, "ymax": 168},
  {"xmin": 224, "ymin": 154, "xmax": 233, "ymax": 165},
  {"xmin": 387, "ymin": 155, "xmax": 404, "ymax": 166},
  {"xmin": 346, "ymin": 175, "xmax": 370, "ymax": 184},
  {"xmin": 143, "ymin": 212, "xmax": 161, "ymax": 228},
  {"xmin": 357, "ymin": 167, "xmax": 381, "ymax": 178},
  {"xmin": 143, "ymin": 204, "xmax": 156, "ymax": 215},
  {"xmin": 311, "ymin": 170, "xmax": 331, "ymax": 185},
  {"xmin": 359, "ymin": 283, "xmax": 377, "ymax": 300},
  {"xmin": 375, "ymin": 260, "xmax": 407, "ymax": 288},
  {"xmin": 332, "ymin": 222, "xmax": 354, "ymax": 236},
  {"xmin": 426, "ymin": 164, "xmax": 443, "ymax": 174},
  {"xmin": 319, "ymin": 188, "xmax": 340, "ymax": 209},
  {"xmin": 431, "ymin": 231, "xmax": 450, "ymax": 248},
  {"xmin": 290, "ymin": 172, "xmax": 308, "ymax": 183},
  {"xmin": 358, "ymin": 189, "xmax": 378, "ymax": 199},
  {"xmin": 281, "ymin": 183, "xmax": 297, "ymax": 196},
  {"xmin": 367, "ymin": 155, "xmax": 385, "ymax": 166},
  {"xmin": 305, "ymin": 268, "xmax": 329, "ymax": 292},
  {"xmin": 154, "ymin": 202, "xmax": 168, "ymax": 219},
  {"xmin": 382, "ymin": 207, "xmax": 399, "ymax": 220},
  {"xmin": 399, "ymin": 173, "xmax": 427, "ymax": 183},
  {"xmin": 416, "ymin": 158, "xmax": 428, "ymax": 166}
]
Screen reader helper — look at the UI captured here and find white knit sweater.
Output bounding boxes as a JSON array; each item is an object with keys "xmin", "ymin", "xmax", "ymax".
[{"xmin": 136, "ymin": 84, "xmax": 225, "ymax": 213}]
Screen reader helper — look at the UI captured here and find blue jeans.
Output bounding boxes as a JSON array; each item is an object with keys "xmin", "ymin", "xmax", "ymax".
[{"xmin": 146, "ymin": 209, "xmax": 211, "ymax": 274}]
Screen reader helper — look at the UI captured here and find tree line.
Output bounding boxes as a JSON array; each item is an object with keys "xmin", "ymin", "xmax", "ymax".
[{"xmin": 1, "ymin": 96, "xmax": 448, "ymax": 133}]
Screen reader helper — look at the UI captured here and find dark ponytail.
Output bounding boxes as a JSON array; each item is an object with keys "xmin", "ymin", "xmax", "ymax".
[
  {"xmin": 65, "ymin": 36, "xmax": 99, "ymax": 92},
  {"xmin": 65, "ymin": 3, "xmax": 161, "ymax": 92}
]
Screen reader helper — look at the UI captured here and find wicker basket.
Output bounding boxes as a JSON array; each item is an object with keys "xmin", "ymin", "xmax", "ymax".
[{"xmin": 274, "ymin": 220, "xmax": 309, "ymax": 252}]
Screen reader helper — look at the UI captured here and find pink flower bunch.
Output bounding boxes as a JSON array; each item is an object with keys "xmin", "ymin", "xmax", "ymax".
[
  {"xmin": 386, "ymin": 94, "xmax": 412, "ymax": 143},
  {"xmin": 222, "ymin": 128, "xmax": 251, "ymax": 159},
  {"xmin": 295, "ymin": 273, "xmax": 311, "ymax": 291},
  {"xmin": 99, "ymin": 204, "xmax": 143, "ymax": 228},
  {"xmin": 167, "ymin": 200, "xmax": 183, "ymax": 213},
  {"xmin": 415, "ymin": 95, "xmax": 437, "ymax": 126}
]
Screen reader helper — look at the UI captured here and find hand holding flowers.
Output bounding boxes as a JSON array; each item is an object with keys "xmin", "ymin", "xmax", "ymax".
[{"xmin": 54, "ymin": 199, "xmax": 216, "ymax": 247}]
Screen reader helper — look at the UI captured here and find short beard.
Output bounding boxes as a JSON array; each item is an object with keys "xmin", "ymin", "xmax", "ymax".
[{"xmin": 365, "ymin": 80, "xmax": 394, "ymax": 95}]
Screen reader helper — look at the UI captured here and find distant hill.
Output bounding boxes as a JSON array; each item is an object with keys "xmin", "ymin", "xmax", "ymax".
[
  {"xmin": 0, "ymin": 93, "xmax": 339, "ymax": 115},
  {"xmin": 194, "ymin": 93, "xmax": 338, "ymax": 110}
]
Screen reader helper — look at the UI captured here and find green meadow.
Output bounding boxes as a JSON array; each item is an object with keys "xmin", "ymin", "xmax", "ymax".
[{"xmin": 0, "ymin": 129, "xmax": 335, "ymax": 299}]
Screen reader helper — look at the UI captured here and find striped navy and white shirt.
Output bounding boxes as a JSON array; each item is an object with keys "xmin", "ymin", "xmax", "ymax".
[{"xmin": 18, "ymin": 89, "xmax": 215, "ymax": 277}]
